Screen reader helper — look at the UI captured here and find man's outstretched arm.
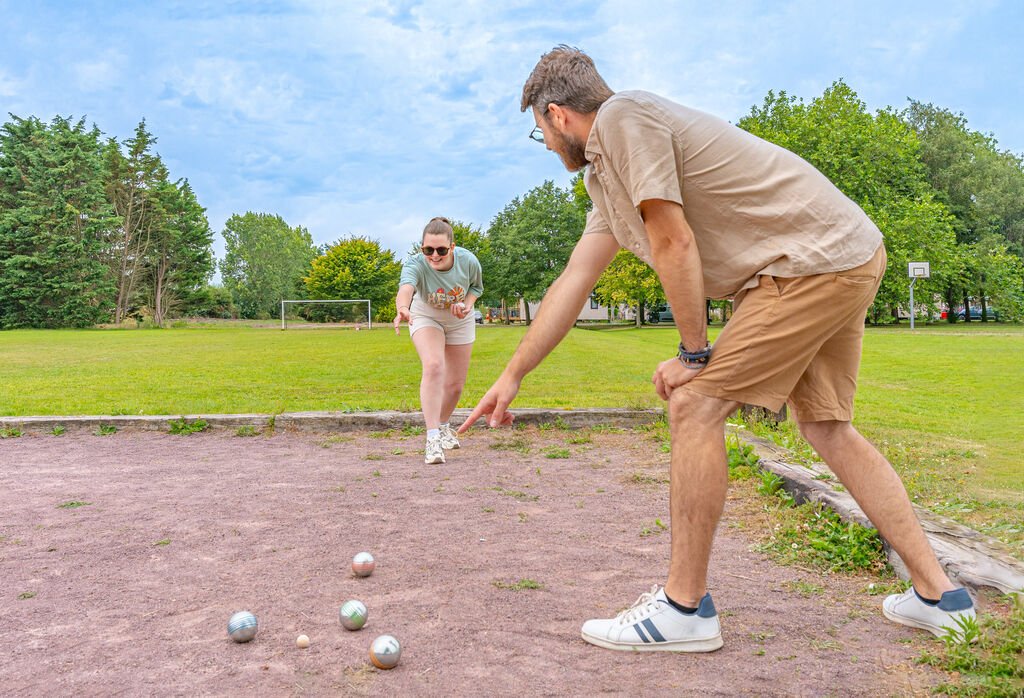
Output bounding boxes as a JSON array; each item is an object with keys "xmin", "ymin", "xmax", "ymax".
[{"xmin": 459, "ymin": 232, "xmax": 621, "ymax": 431}]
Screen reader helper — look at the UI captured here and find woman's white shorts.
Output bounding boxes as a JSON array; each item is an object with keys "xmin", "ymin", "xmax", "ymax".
[{"xmin": 409, "ymin": 297, "xmax": 475, "ymax": 345}]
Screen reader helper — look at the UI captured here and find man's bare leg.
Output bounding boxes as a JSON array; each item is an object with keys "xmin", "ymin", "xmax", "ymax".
[
  {"xmin": 799, "ymin": 420, "xmax": 955, "ymax": 600},
  {"xmin": 663, "ymin": 388, "xmax": 740, "ymax": 607}
]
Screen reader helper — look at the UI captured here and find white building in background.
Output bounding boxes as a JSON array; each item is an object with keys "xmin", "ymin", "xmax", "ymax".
[{"xmin": 515, "ymin": 293, "xmax": 634, "ymax": 322}]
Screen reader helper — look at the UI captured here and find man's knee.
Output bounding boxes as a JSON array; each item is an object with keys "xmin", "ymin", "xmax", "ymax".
[
  {"xmin": 798, "ymin": 419, "xmax": 852, "ymax": 447},
  {"xmin": 669, "ymin": 388, "xmax": 734, "ymax": 431}
]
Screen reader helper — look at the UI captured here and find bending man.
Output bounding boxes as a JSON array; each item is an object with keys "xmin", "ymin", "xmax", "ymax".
[{"xmin": 461, "ymin": 46, "xmax": 974, "ymax": 652}]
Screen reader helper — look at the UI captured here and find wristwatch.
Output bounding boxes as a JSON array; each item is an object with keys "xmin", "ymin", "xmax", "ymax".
[{"xmin": 677, "ymin": 341, "xmax": 712, "ymax": 369}]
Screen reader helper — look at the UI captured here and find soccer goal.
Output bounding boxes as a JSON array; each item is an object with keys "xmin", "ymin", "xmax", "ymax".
[{"xmin": 280, "ymin": 299, "xmax": 371, "ymax": 330}]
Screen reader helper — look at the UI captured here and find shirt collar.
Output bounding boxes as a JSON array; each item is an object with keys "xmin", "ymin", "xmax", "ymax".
[{"xmin": 584, "ymin": 96, "xmax": 614, "ymax": 160}]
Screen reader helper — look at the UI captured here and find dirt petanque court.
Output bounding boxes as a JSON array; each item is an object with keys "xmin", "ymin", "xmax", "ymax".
[{"xmin": 0, "ymin": 424, "xmax": 948, "ymax": 696}]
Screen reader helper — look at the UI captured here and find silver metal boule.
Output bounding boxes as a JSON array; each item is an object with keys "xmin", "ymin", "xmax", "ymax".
[
  {"xmin": 228, "ymin": 611, "xmax": 258, "ymax": 643},
  {"xmin": 352, "ymin": 551, "xmax": 375, "ymax": 577},
  {"xmin": 369, "ymin": 634, "xmax": 401, "ymax": 669},
  {"xmin": 339, "ymin": 599, "xmax": 368, "ymax": 630}
]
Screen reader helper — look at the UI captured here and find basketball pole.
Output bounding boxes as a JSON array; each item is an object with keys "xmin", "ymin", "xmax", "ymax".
[{"xmin": 909, "ymin": 276, "xmax": 917, "ymax": 330}]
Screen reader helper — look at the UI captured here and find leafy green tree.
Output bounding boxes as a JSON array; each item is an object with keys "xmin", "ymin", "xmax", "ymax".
[
  {"xmin": 905, "ymin": 101, "xmax": 1024, "ymax": 254},
  {"xmin": 738, "ymin": 81, "xmax": 958, "ymax": 323},
  {"xmin": 186, "ymin": 284, "xmax": 235, "ymax": 318},
  {"xmin": 148, "ymin": 178, "xmax": 214, "ymax": 325},
  {"xmin": 220, "ymin": 212, "xmax": 316, "ymax": 319},
  {"xmin": 0, "ymin": 115, "xmax": 117, "ymax": 328},
  {"xmin": 964, "ymin": 233, "xmax": 1024, "ymax": 321},
  {"xmin": 304, "ymin": 236, "xmax": 401, "ymax": 322},
  {"xmin": 904, "ymin": 101, "xmax": 1024, "ymax": 320},
  {"xmin": 486, "ymin": 180, "xmax": 585, "ymax": 324},
  {"xmin": 573, "ymin": 169, "xmax": 665, "ymax": 324},
  {"xmin": 593, "ymin": 250, "xmax": 665, "ymax": 326},
  {"xmin": 452, "ymin": 219, "xmax": 496, "ymax": 307},
  {"xmin": 104, "ymin": 120, "xmax": 172, "ymax": 324}
]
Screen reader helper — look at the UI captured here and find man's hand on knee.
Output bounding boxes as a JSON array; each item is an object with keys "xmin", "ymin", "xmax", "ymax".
[{"xmin": 652, "ymin": 357, "xmax": 704, "ymax": 401}]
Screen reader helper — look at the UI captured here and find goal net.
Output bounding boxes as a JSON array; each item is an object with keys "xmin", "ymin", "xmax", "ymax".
[{"xmin": 280, "ymin": 299, "xmax": 371, "ymax": 329}]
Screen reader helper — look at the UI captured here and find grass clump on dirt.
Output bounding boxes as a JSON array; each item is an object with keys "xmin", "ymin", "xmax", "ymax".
[
  {"xmin": 722, "ymin": 437, "xmax": 890, "ymax": 574},
  {"xmin": 492, "ymin": 578, "xmax": 544, "ymax": 591},
  {"xmin": 916, "ymin": 596, "xmax": 1024, "ymax": 697},
  {"xmin": 168, "ymin": 417, "xmax": 208, "ymax": 435},
  {"xmin": 0, "ymin": 427, "xmax": 23, "ymax": 438},
  {"xmin": 489, "ymin": 435, "xmax": 530, "ymax": 453}
]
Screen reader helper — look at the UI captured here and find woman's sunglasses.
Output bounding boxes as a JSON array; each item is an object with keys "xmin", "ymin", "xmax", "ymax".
[{"xmin": 422, "ymin": 246, "xmax": 450, "ymax": 257}]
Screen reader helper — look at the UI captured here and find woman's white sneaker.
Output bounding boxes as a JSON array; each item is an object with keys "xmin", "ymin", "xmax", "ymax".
[
  {"xmin": 439, "ymin": 423, "xmax": 460, "ymax": 450},
  {"xmin": 882, "ymin": 587, "xmax": 976, "ymax": 641},
  {"xmin": 581, "ymin": 585, "xmax": 723, "ymax": 652},
  {"xmin": 424, "ymin": 435, "xmax": 445, "ymax": 464}
]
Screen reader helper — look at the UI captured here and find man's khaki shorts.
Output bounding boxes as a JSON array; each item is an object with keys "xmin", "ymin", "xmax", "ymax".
[
  {"xmin": 409, "ymin": 297, "xmax": 475, "ymax": 345},
  {"xmin": 684, "ymin": 245, "xmax": 886, "ymax": 422}
]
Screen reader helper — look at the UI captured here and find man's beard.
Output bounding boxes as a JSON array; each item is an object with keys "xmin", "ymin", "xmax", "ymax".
[{"xmin": 552, "ymin": 128, "xmax": 588, "ymax": 172}]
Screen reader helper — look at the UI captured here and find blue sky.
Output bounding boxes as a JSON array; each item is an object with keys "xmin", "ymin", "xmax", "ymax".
[{"xmin": 2, "ymin": 0, "xmax": 1022, "ymax": 267}]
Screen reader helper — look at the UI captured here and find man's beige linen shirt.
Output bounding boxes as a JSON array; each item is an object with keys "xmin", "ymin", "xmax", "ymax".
[{"xmin": 582, "ymin": 91, "xmax": 883, "ymax": 299}]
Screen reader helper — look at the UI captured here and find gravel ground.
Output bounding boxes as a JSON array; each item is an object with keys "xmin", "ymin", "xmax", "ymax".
[{"xmin": 0, "ymin": 427, "xmax": 943, "ymax": 696}]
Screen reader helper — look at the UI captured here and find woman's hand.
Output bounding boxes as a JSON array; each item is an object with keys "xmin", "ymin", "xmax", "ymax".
[
  {"xmin": 394, "ymin": 305, "xmax": 412, "ymax": 334},
  {"xmin": 450, "ymin": 301, "xmax": 471, "ymax": 319}
]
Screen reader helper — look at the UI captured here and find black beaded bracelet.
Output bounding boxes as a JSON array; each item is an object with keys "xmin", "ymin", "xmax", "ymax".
[{"xmin": 677, "ymin": 341, "xmax": 712, "ymax": 366}]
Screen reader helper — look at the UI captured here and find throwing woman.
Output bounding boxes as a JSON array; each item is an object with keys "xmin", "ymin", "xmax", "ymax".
[{"xmin": 394, "ymin": 217, "xmax": 483, "ymax": 464}]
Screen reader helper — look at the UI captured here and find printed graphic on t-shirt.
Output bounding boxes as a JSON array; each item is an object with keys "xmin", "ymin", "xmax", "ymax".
[{"xmin": 427, "ymin": 285, "xmax": 466, "ymax": 309}]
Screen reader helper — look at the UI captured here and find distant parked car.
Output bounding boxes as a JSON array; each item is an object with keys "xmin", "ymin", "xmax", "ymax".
[
  {"xmin": 957, "ymin": 307, "xmax": 999, "ymax": 321},
  {"xmin": 658, "ymin": 303, "xmax": 674, "ymax": 323},
  {"xmin": 646, "ymin": 303, "xmax": 673, "ymax": 324},
  {"xmin": 474, "ymin": 309, "xmax": 483, "ymax": 324}
]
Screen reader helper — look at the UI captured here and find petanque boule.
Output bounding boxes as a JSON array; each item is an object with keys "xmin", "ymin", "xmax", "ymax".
[
  {"xmin": 369, "ymin": 634, "xmax": 401, "ymax": 669},
  {"xmin": 352, "ymin": 551, "xmax": 375, "ymax": 577},
  {"xmin": 339, "ymin": 599, "xmax": 368, "ymax": 630},
  {"xmin": 227, "ymin": 611, "xmax": 258, "ymax": 643}
]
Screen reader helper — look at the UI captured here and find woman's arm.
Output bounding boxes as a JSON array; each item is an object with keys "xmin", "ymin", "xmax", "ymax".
[{"xmin": 394, "ymin": 283, "xmax": 415, "ymax": 334}]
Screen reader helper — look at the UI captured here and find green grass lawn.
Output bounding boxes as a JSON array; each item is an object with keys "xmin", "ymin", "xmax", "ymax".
[{"xmin": 2, "ymin": 321, "xmax": 1021, "ymax": 549}]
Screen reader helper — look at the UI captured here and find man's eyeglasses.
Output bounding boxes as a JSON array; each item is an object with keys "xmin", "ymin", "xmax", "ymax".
[
  {"xmin": 529, "ymin": 126, "xmax": 544, "ymax": 143},
  {"xmin": 422, "ymin": 246, "xmax": 450, "ymax": 257}
]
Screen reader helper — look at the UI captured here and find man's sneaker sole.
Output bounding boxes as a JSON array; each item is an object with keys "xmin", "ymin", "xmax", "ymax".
[
  {"xmin": 581, "ymin": 629, "xmax": 723, "ymax": 653},
  {"xmin": 882, "ymin": 605, "xmax": 954, "ymax": 638}
]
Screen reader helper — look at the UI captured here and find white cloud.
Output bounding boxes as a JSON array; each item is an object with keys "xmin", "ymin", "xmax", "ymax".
[
  {"xmin": 0, "ymin": 68, "xmax": 20, "ymax": 97},
  {"xmin": 3, "ymin": 0, "xmax": 1022, "ymax": 263}
]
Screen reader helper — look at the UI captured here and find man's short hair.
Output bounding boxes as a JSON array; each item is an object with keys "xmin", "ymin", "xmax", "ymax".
[
  {"xmin": 422, "ymin": 216, "xmax": 453, "ymax": 243},
  {"xmin": 521, "ymin": 45, "xmax": 614, "ymax": 114}
]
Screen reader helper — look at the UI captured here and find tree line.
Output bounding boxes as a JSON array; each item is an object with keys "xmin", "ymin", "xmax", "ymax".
[
  {"xmin": 3, "ymin": 79, "xmax": 1022, "ymax": 329},
  {"xmin": 0, "ymin": 116, "xmax": 215, "ymax": 329},
  {"xmin": 208, "ymin": 81, "xmax": 1024, "ymax": 326}
]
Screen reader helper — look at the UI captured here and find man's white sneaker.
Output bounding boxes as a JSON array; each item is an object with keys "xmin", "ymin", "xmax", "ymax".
[
  {"xmin": 581, "ymin": 585, "xmax": 723, "ymax": 652},
  {"xmin": 439, "ymin": 424, "xmax": 460, "ymax": 450},
  {"xmin": 882, "ymin": 587, "xmax": 976, "ymax": 641},
  {"xmin": 424, "ymin": 435, "xmax": 445, "ymax": 464}
]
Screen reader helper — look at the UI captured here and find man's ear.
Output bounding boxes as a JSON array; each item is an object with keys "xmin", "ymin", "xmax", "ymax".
[{"xmin": 547, "ymin": 103, "xmax": 569, "ymax": 129}]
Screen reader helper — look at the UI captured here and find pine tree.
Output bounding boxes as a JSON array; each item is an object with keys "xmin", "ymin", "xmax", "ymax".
[
  {"xmin": 104, "ymin": 120, "xmax": 170, "ymax": 324},
  {"xmin": 148, "ymin": 178, "xmax": 214, "ymax": 325},
  {"xmin": 0, "ymin": 115, "xmax": 117, "ymax": 328}
]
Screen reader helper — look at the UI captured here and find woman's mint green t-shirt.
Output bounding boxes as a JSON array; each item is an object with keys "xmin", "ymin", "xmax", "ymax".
[{"xmin": 399, "ymin": 247, "xmax": 483, "ymax": 310}]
